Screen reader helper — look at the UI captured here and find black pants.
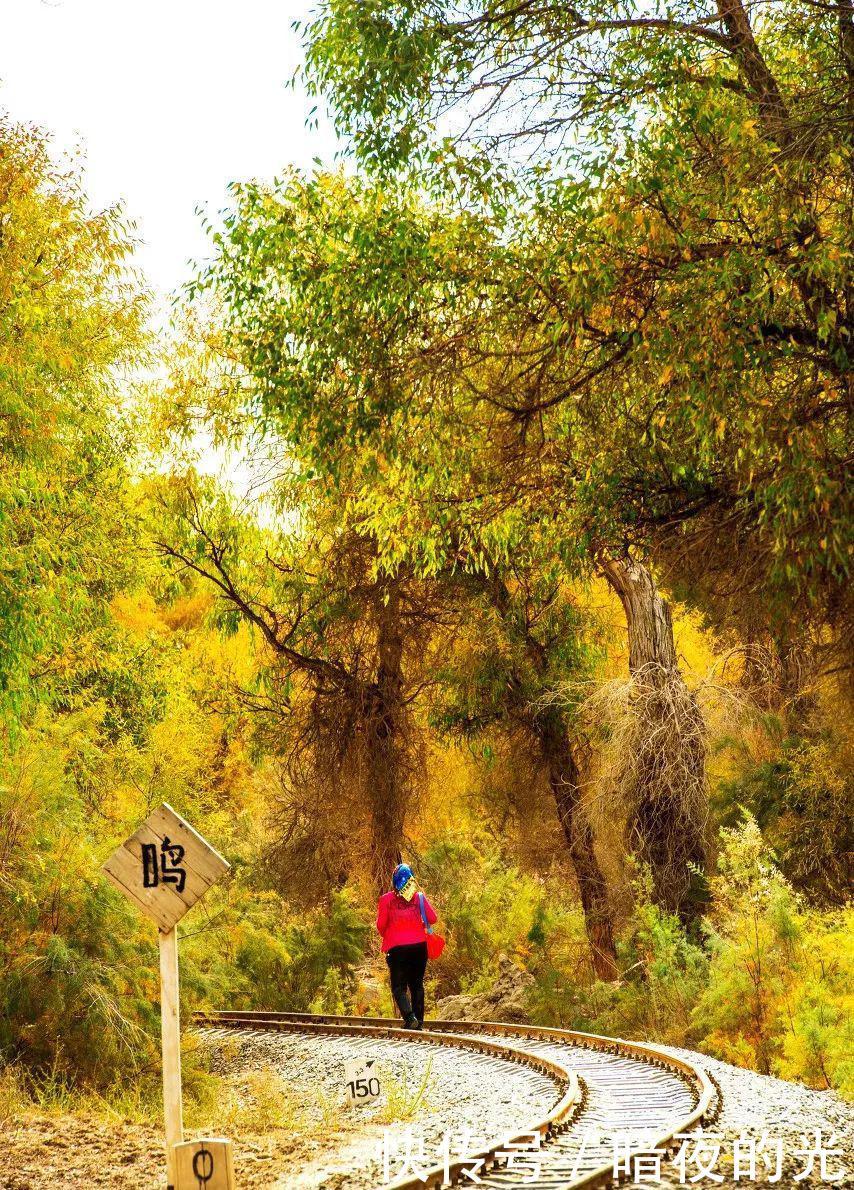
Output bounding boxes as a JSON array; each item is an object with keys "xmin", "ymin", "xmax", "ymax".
[{"xmin": 386, "ymin": 942, "xmax": 428, "ymax": 1023}]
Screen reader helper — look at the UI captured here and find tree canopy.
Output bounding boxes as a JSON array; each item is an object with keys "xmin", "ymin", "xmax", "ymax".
[
  {"xmin": 0, "ymin": 118, "xmax": 147, "ymax": 723},
  {"xmin": 294, "ymin": 0, "xmax": 851, "ymax": 631}
]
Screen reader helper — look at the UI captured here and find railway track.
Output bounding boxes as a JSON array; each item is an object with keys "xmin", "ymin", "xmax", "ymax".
[{"xmin": 194, "ymin": 1010, "xmax": 720, "ymax": 1189}]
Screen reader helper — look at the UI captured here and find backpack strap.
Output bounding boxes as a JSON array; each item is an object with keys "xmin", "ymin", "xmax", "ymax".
[{"xmin": 417, "ymin": 891, "xmax": 434, "ymax": 935}]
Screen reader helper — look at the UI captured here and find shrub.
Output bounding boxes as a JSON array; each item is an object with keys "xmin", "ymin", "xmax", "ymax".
[{"xmin": 693, "ymin": 816, "xmax": 853, "ymax": 1096}]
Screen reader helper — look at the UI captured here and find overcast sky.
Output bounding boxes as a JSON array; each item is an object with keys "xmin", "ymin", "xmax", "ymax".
[{"xmin": 3, "ymin": 0, "xmax": 337, "ymax": 300}]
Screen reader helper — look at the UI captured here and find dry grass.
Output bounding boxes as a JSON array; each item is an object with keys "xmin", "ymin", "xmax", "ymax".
[
  {"xmin": 545, "ymin": 663, "xmax": 710, "ymax": 918},
  {"xmin": 0, "ymin": 1065, "xmax": 27, "ymax": 1127},
  {"xmin": 187, "ymin": 1066, "xmax": 307, "ymax": 1133},
  {"xmin": 370, "ymin": 1058, "xmax": 434, "ymax": 1125}
]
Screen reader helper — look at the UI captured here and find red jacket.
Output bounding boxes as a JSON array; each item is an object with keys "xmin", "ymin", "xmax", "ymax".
[{"xmin": 376, "ymin": 891, "xmax": 437, "ymax": 952}]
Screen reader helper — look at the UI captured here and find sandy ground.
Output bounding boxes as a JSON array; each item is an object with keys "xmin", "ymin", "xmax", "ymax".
[{"xmin": 0, "ymin": 1110, "xmax": 387, "ymax": 1190}]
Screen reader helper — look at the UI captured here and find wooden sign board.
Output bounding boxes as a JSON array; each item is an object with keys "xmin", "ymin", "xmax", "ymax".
[
  {"xmin": 102, "ymin": 803, "xmax": 230, "ymax": 933},
  {"xmin": 173, "ymin": 1138, "xmax": 235, "ymax": 1190}
]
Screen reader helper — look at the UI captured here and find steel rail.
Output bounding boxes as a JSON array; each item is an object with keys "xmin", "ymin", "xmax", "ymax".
[{"xmin": 194, "ymin": 1010, "xmax": 719, "ymax": 1189}]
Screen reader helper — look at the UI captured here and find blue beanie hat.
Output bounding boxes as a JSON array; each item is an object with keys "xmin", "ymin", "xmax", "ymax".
[{"xmin": 392, "ymin": 863, "xmax": 413, "ymax": 893}]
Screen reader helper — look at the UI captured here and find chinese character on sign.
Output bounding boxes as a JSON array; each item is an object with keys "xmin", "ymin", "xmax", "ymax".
[
  {"xmin": 102, "ymin": 803, "xmax": 229, "ymax": 932},
  {"xmin": 141, "ymin": 836, "xmax": 187, "ymax": 893}
]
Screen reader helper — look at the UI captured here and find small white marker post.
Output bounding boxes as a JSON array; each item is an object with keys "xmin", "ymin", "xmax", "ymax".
[
  {"xmin": 343, "ymin": 1057, "xmax": 382, "ymax": 1106},
  {"xmin": 102, "ymin": 803, "xmax": 231, "ymax": 1189}
]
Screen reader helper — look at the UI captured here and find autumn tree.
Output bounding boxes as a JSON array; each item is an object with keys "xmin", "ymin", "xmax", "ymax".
[
  {"xmin": 190, "ymin": 169, "xmax": 711, "ymax": 920},
  {"xmin": 296, "ymin": 0, "xmax": 851, "ymax": 919},
  {"xmin": 0, "ymin": 116, "xmax": 163, "ymax": 1084},
  {"xmin": 435, "ymin": 552, "xmax": 619, "ymax": 978},
  {"xmin": 154, "ymin": 470, "xmax": 447, "ymax": 896},
  {"xmin": 301, "ymin": 0, "xmax": 851, "ymax": 649},
  {"xmin": 0, "ymin": 117, "xmax": 146, "ymax": 726}
]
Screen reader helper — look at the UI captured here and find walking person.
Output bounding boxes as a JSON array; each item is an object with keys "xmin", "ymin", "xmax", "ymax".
[{"xmin": 376, "ymin": 863, "xmax": 438, "ymax": 1029}]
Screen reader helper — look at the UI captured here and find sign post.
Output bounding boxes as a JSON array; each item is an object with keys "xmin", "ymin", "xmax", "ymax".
[
  {"xmin": 102, "ymin": 803, "xmax": 231, "ymax": 1189},
  {"xmin": 159, "ymin": 927, "xmax": 183, "ymax": 1184}
]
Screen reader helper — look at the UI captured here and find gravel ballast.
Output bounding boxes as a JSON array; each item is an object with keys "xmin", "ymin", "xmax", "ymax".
[
  {"xmin": 649, "ymin": 1045, "xmax": 854, "ymax": 1187},
  {"xmin": 201, "ymin": 1028, "xmax": 854, "ymax": 1188},
  {"xmin": 201, "ymin": 1026, "xmax": 560, "ymax": 1188}
]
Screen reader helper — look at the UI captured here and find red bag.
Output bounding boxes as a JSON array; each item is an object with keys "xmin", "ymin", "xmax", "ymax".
[
  {"xmin": 426, "ymin": 931, "xmax": 446, "ymax": 960},
  {"xmin": 419, "ymin": 892, "xmax": 446, "ymax": 960}
]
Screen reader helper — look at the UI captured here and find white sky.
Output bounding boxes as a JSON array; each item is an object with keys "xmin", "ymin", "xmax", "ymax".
[{"xmin": 2, "ymin": 0, "xmax": 338, "ymax": 301}]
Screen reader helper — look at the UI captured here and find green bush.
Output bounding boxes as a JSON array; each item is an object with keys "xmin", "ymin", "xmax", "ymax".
[
  {"xmin": 0, "ymin": 717, "xmax": 159, "ymax": 1085},
  {"xmin": 693, "ymin": 816, "xmax": 853, "ymax": 1095},
  {"xmin": 714, "ymin": 728, "xmax": 853, "ymax": 905}
]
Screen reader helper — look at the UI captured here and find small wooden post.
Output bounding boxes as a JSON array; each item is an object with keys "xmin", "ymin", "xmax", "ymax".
[
  {"xmin": 159, "ymin": 926, "xmax": 184, "ymax": 1188},
  {"xmin": 174, "ymin": 1139, "xmax": 236, "ymax": 1190}
]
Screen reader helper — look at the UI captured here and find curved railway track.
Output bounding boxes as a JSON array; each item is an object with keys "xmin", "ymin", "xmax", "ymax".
[{"xmin": 194, "ymin": 1010, "xmax": 720, "ymax": 1189}]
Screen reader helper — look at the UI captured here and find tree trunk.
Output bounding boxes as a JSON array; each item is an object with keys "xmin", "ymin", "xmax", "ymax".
[
  {"xmin": 364, "ymin": 587, "xmax": 407, "ymax": 894},
  {"xmin": 772, "ymin": 631, "xmax": 819, "ymax": 722},
  {"xmin": 537, "ymin": 712, "xmax": 619, "ymax": 980},
  {"xmin": 601, "ymin": 554, "xmax": 708, "ymax": 925},
  {"xmin": 602, "ymin": 554, "xmax": 679, "ymax": 675},
  {"xmin": 478, "ymin": 571, "xmax": 619, "ymax": 979}
]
